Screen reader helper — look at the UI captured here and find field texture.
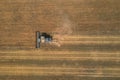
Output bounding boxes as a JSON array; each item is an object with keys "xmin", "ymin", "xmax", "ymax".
[{"xmin": 0, "ymin": 0, "xmax": 120, "ymax": 80}]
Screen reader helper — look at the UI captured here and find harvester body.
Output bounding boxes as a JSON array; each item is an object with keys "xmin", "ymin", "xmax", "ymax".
[{"xmin": 36, "ymin": 31, "xmax": 52, "ymax": 48}]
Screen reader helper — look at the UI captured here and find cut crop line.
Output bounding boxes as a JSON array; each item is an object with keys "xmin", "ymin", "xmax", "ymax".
[
  {"xmin": 0, "ymin": 56, "xmax": 119, "ymax": 60},
  {"xmin": 61, "ymin": 41, "xmax": 120, "ymax": 44},
  {"xmin": 0, "ymin": 66, "xmax": 119, "ymax": 70}
]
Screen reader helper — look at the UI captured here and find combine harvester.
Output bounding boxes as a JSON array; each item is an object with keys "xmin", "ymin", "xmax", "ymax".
[{"xmin": 36, "ymin": 31, "xmax": 53, "ymax": 48}]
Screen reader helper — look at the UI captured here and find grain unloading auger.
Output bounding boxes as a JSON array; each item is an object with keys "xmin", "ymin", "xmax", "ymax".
[{"xmin": 36, "ymin": 31, "xmax": 53, "ymax": 48}]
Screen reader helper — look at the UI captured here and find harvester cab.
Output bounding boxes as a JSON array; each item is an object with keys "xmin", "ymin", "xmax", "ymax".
[{"xmin": 36, "ymin": 31, "xmax": 53, "ymax": 48}]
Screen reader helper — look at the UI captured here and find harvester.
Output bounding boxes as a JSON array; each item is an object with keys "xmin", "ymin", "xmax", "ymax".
[{"xmin": 36, "ymin": 31, "xmax": 53, "ymax": 48}]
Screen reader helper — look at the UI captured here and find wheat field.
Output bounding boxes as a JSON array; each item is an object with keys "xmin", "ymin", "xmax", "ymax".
[{"xmin": 0, "ymin": 0, "xmax": 120, "ymax": 80}]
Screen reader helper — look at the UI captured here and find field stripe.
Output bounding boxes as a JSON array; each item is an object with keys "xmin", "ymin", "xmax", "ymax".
[{"xmin": 0, "ymin": 67, "xmax": 119, "ymax": 77}]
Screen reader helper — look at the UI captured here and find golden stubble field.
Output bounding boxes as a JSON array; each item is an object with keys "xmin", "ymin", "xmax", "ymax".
[{"xmin": 0, "ymin": 0, "xmax": 120, "ymax": 80}]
